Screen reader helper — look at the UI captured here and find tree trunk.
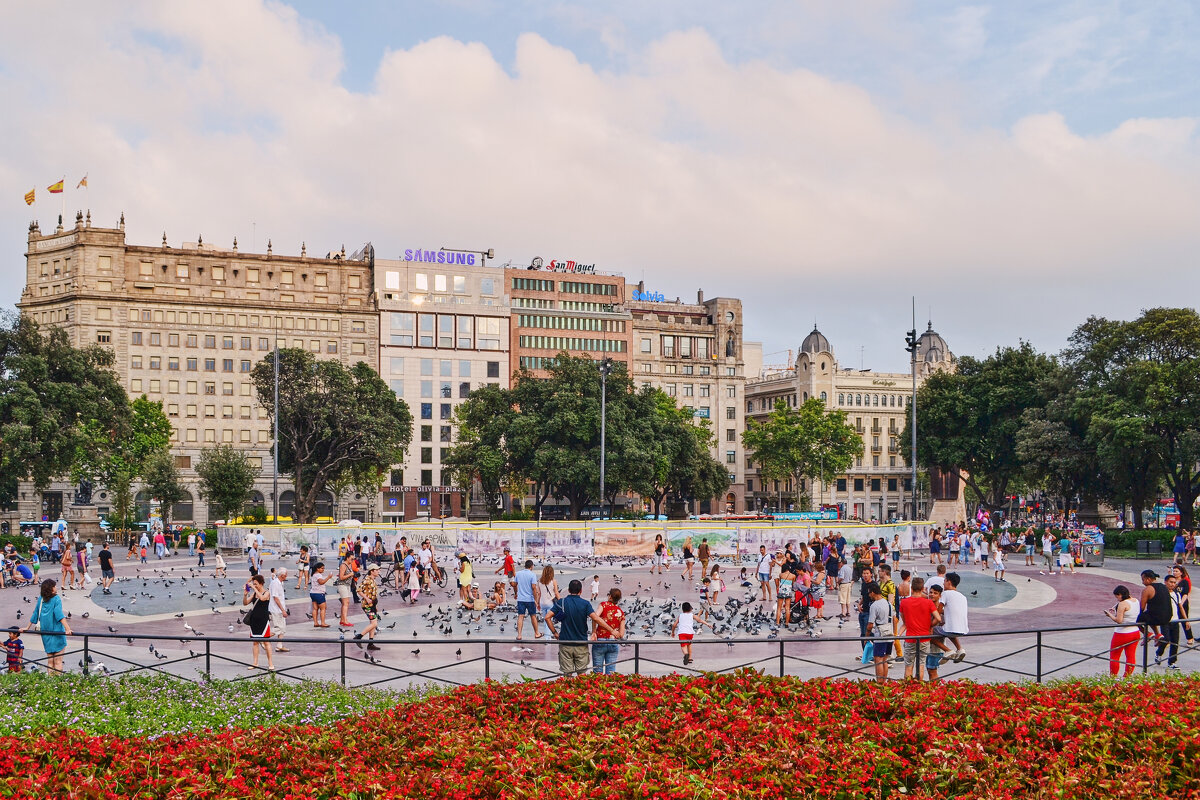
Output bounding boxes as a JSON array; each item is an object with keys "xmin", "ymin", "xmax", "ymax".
[{"xmin": 1132, "ymin": 505, "xmax": 1145, "ymax": 530}]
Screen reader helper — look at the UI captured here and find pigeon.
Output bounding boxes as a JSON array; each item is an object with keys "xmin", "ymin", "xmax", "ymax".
[
  {"xmin": 81, "ymin": 612, "xmax": 89, "ymax": 619},
  {"xmin": 155, "ymin": 651, "xmax": 169, "ymax": 660},
  {"xmin": 183, "ymin": 623, "xmax": 193, "ymax": 631},
  {"xmin": 970, "ymin": 590, "xmax": 978, "ymax": 596},
  {"xmin": 455, "ymin": 648, "xmax": 462, "ymax": 660},
  {"xmin": 411, "ymin": 649, "xmax": 421, "ymax": 657},
  {"xmin": 108, "ymin": 626, "xmax": 118, "ymax": 633}
]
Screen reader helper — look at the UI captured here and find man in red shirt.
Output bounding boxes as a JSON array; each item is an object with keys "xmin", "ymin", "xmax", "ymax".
[
  {"xmin": 496, "ymin": 547, "xmax": 517, "ymax": 593},
  {"xmin": 899, "ymin": 576, "xmax": 941, "ymax": 681}
]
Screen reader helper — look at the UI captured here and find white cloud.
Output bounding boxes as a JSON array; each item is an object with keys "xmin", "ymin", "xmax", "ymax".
[{"xmin": 1, "ymin": 1, "xmax": 1198, "ymax": 368}]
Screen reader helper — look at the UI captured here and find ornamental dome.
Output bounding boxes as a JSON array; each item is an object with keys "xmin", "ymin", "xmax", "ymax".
[
  {"xmin": 800, "ymin": 325, "xmax": 831, "ymax": 355},
  {"xmin": 916, "ymin": 322, "xmax": 951, "ymax": 364}
]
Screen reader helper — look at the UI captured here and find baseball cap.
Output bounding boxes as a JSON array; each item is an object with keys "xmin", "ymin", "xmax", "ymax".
[{"xmin": 367, "ymin": 563, "xmax": 380, "ymax": 572}]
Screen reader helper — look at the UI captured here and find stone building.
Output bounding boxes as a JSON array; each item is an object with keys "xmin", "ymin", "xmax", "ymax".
[
  {"xmin": 744, "ymin": 322, "xmax": 955, "ymax": 520},
  {"xmin": 16, "ymin": 212, "xmax": 379, "ymax": 527},
  {"xmin": 627, "ymin": 284, "xmax": 748, "ymax": 514}
]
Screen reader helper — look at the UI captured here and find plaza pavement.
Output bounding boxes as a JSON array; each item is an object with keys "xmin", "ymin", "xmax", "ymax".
[{"xmin": 2, "ymin": 542, "xmax": 1187, "ymax": 686}]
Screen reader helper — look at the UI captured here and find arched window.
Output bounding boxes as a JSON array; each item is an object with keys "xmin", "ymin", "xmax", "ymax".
[
  {"xmin": 838, "ymin": 393, "xmax": 845, "ymax": 405},
  {"xmin": 280, "ymin": 490, "xmax": 295, "ymax": 519},
  {"xmin": 244, "ymin": 491, "xmax": 265, "ymax": 515},
  {"xmin": 856, "ymin": 394, "xmax": 862, "ymax": 405},
  {"xmin": 820, "ymin": 391, "xmax": 827, "ymax": 402},
  {"xmin": 873, "ymin": 395, "xmax": 879, "ymax": 406},
  {"xmin": 803, "ymin": 392, "xmax": 808, "ymax": 402}
]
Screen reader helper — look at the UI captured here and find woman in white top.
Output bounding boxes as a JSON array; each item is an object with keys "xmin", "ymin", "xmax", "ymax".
[
  {"xmin": 1104, "ymin": 584, "xmax": 1140, "ymax": 678},
  {"xmin": 537, "ymin": 564, "xmax": 559, "ymax": 618}
]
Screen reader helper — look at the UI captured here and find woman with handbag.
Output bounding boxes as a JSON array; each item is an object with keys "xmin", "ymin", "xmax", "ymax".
[
  {"xmin": 242, "ymin": 574, "xmax": 274, "ymax": 671},
  {"xmin": 336, "ymin": 557, "xmax": 355, "ymax": 627},
  {"xmin": 24, "ymin": 579, "xmax": 71, "ymax": 674}
]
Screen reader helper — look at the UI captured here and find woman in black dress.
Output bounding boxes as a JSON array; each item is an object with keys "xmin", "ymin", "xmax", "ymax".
[{"xmin": 242, "ymin": 574, "xmax": 274, "ymax": 671}]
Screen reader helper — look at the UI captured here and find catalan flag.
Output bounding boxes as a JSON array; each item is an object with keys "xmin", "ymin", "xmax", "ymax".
[
  {"xmin": 77, "ymin": 175, "xmax": 88, "ymax": 189},
  {"xmin": 47, "ymin": 179, "xmax": 64, "ymax": 194},
  {"xmin": 24, "ymin": 188, "xmax": 34, "ymax": 206}
]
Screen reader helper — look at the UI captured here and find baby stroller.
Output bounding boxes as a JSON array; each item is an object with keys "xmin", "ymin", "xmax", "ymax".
[{"xmin": 790, "ymin": 582, "xmax": 826, "ymax": 628}]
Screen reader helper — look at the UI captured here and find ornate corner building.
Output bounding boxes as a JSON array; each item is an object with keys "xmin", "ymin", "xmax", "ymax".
[
  {"xmin": 744, "ymin": 322, "xmax": 955, "ymax": 521},
  {"xmin": 16, "ymin": 212, "xmax": 380, "ymax": 527}
]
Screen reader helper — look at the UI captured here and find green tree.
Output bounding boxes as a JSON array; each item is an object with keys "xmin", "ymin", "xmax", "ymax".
[
  {"xmin": 903, "ymin": 343, "xmax": 1054, "ymax": 510},
  {"xmin": 252, "ymin": 349, "xmax": 412, "ymax": 523},
  {"xmin": 742, "ymin": 398, "xmax": 861, "ymax": 508},
  {"xmin": 0, "ymin": 316, "xmax": 128, "ymax": 507},
  {"xmin": 196, "ymin": 444, "xmax": 260, "ymax": 523},
  {"xmin": 1068, "ymin": 308, "xmax": 1200, "ymax": 529},
  {"xmin": 629, "ymin": 390, "xmax": 731, "ymax": 518},
  {"xmin": 443, "ymin": 385, "xmax": 514, "ymax": 518},
  {"xmin": 142, "ymin": 449, "xmax": 188, "ymax": 528}
]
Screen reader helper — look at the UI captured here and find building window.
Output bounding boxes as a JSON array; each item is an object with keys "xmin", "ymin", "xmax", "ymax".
[
  {"xmin": 222, "ymin": 359, "xmax": 233, "ymax": 372},
  {"xmin": 854, "ymin": 478, "xmax": 864, "ymax": 492},
  {"xmin": 440, "ymin": 425, "xmax": 452, "ymax": 442},
  {"xmin": 726, "ymin": 407, "xmax": 736, "ymax": 419},
  {"xmin": 131, "ymin": 356, "xmax": 143, "ymax": 369},
  {"xmin": 888, "ymin": 478, "xmax": 898, "ymax": 491},
  {"xmin": 240, "ymin": 360, "xmax": 251, "ymax": 372},
  {"xmin": 131, "ymin": 331, "xmax": 143, "ymax": 345},
  {"xmin": 726, "ymin": 387, "xmax": 736, "ymax": 398},
  {"xmin": 871, "ymin": 478, "xmax": 882, "ymax": 492},
  {"xmin": 97, "ymin": 331, "xmax": 112, "ymax": 344},
  {"xmin": 149, "ymin": 357, "xmax": 161, "ymax": 370},
  {"xmin": 421, "ymin": 425, "xmax": 432, "ymax": 442},
  {"xmin": 168, "ymin": 357, "xmax": 179, "ymax": 371},
  {"xmin": 640, "ymin": 338, "xmax": 652, "ymax": 353},
  {"xmin": 204, "ymin": 335, "xmax": 216, "ymax": 348},
  {"xmin": 421, "ymin": 403, "xmax": 432, "ymax": 419},
  {"xmin": 726, "ymin": 428, "xmax": 736, "ymax": 442},
  {"xmin": 726, "ymin": 451, "xmax": 736, "ymax": 464},
  {"xmin": 487, "ymin": 362, "xmax": 500, "ymax": 378},
  {"xmin": 421, "ymin": 381, "xmax": 433, "ymax": 398},
  {"xmin": 420, "ymin": 469, "xmax": 433, "ymax": 486},
  {"xmin": 836, "ymin": 478, "xmax": 847, "ymax": 492},
  {"xmin": 459, "ymin": 382, "xmax": 471, "ymax": 398},
  {"xmin": 187, "ymin": 358, "xmax": 197, "ymax": 371},
  {"xmin": 440, "ymin": 403, "xmax": 451, "ymax": 419},
  {"xmin": 421, "ymin": 447, "xmax": 433, "ymax": 464}
]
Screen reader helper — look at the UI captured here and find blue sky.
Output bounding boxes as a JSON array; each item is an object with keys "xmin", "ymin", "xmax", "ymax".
[{"xmin": 2, "ymin": 1, "xmax": 1198, "ymax": 371}]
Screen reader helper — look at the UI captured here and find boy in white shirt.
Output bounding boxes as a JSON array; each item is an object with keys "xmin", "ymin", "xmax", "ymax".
[
  {"xmin": 590, "ymin": 576, "xmax": 600, "ymax": 602},
  {"xmin": 670, "ymin": 602, "xmax": 711, "ymax": 667}
]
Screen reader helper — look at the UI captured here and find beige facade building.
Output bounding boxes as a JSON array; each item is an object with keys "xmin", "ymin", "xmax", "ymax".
[
  {"xmin": 744, "ymin": 323, "xmax": 955, "ymax": 520},
  {"xmin": 374, "ymin": 252, "xmax": 510, "ymax": 519},
  {"xmin": 16, "ymin": 212, "xmax": 379, "ymax": 526},
  {"xmin": 627, "ymin": 284, "xmax": 749, "ymax": 514}
]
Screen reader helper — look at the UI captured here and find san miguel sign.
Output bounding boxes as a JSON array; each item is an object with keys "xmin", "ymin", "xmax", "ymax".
[{"xmin": 529, "ymin": 256, "xmax": 596, "ymax": 274}]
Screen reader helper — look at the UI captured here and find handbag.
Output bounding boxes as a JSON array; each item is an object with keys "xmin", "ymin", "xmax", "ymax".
[{"xmin": 861, "ymin": 641, "xmax": 875, "ymax": 664}]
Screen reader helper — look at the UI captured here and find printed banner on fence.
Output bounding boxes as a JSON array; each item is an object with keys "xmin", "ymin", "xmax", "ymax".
[
  {"xmin": 457, "ymin": 527, "xmax": 522, "ymax": 560},
  {"xmin": 522, "ymin": 527, "xmax": 592, "ymax": 560},
  {"xmin": 665, "ymin": 527, "xmax": 738, "ymax": 557},
  {"xmin": 593, "ymin": 526, "xmax": 660, "ymax": 557}
]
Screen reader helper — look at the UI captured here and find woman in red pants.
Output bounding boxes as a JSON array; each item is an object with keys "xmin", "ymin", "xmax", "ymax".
[{"xmin": 1105, "ymin": 585, "xmax": 1140, "ymax": 678}]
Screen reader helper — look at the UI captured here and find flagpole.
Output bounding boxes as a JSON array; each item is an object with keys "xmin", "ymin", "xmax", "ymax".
[{"xmin": 59, "ymin": 177, "xmax": 65, "ymax": 226}]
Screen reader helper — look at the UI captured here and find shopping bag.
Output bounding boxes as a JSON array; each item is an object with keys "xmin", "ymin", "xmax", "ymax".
[{"xmin": 861, "ymin": 641, "xmax": 874, "ymax": 664}]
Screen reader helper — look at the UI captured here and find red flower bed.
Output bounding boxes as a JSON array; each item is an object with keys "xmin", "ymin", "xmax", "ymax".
[{"xmin": 3, "ymin": 672, "xmax": 1199, "ymax": 798}]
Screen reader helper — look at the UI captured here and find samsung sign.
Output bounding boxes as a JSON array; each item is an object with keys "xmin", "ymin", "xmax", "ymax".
[
  {"xmin": 631, "ymin": 289, "xmax": 665, "ymax": 302},
  {"xmin": 404, "ymin": 249, "xmax": 476, "ymax": 265}
]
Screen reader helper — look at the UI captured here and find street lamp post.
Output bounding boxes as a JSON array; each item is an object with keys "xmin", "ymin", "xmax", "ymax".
[
  {"xmin": 599, "ymin": 357, "xmax": 612, "ymax": 519},
  {"xmin": 904, "ymin": 299, "xmax": 919, "ymax": 521},
  {"xmin": 272, "ymin": 323, "xmax": 280, "ymax": 524}
]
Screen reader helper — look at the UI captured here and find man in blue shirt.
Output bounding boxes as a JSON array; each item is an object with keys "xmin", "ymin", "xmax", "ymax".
[
  {"xmin": 514, "ymin": 560, "xmax": 543, "ymax": 640},
  {"xmin": 546, "ymin": 579, "xmax": 617, "ymax": 676}
]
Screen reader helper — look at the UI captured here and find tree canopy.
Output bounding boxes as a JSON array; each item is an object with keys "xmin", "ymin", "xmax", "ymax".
[
  {"xmin": 251, "ymin": 349, "xmax": 412, "ymax": 523},
  {"xmin": 445, "ymin": 354, "xmax": 729, "ymax": 519},
  {"xmin": 742, "ymin": 397, "xmax": 861, "ymax": 509},
  {"xmin": 195, "ymin": 444, "xmax": 261, "ymax": 523},
  {"xmin": 0, "ymin": 317, "xmax": 128, "ymax": 508}
]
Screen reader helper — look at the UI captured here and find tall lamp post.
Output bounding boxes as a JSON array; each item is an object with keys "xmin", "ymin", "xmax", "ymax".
[
  {"xmin": 272, "ymin": 320, "xmax": 280, "ymax": 524},
  {"xmin": 599, "ymin": 357, "xmax": 612, "ymax": 519},
  {"xmin": 904, "ymin": 299, "xmax": 918, "ymax": 521}
]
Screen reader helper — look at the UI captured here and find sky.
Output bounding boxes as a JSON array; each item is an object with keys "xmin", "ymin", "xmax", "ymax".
[{"xmin": 2, "ymin": 1, "xmax": 1198, "ymax": 373}]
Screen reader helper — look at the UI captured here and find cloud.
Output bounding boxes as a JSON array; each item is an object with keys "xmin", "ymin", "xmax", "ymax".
[{"xmin": 1, "ymin": 1, "xmax": 1198, "ymax": 369}]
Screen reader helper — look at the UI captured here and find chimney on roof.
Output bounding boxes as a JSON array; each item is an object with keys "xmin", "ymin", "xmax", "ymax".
[{"xmin": 697, "ymin": 289, "xmax": 704, "ymax": 303}]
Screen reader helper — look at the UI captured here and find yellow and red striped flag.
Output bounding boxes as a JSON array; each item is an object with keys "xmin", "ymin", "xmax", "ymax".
[
  {"xmin": 47, "ymin": 179, "xmax": 64, "ymax": 194},
  {"xmin": 77, "ymin": 175, "xmax": 88, "ymax": 189},
  {"xmin": 24, "ymin": 188, "xmax": 35, "ymax": 205}
]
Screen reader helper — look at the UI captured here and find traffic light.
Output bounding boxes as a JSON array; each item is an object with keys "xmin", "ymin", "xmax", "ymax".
[{"xmin": 904, "ymin": 328, "xmax": 918, "ymax": 355}]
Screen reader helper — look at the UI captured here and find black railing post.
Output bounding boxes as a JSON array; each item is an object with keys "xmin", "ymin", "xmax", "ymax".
[
  {"xmin": 779, "ymin": 639, "xmax": 785, "ymax": 677},
  {"xmin": 204, "ymin": 639, "xmax": 211, "ymax": 678},
  {"xmin": 634, "ymin": 642, "xmax": 640, "ymax": 675},
  {"xmin": 1036, "ymin": 631, "xmax": 1042, "ymax": 683},
  {"xmin": 484, "ymin": 641, "xmax": 490, "ymax": 680},
  {"xmin": 82, "ymin": 635, "xmax": 89, "ymax": 676},
  {"xmin": 1142, "ymin": 626, "xmax": 1149, "ymax": 675},
  {"xmin": 340, "ymin": 641, "xmax": 347, "ymax": 686}
]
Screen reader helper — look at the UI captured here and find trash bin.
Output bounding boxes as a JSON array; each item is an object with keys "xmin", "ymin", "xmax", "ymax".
[{"xmin": 1082, "ymin": 542, "xmax": 1104, "ymax": 567}]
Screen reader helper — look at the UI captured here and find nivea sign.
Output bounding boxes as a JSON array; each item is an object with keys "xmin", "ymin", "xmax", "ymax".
[
  {"xmin": 631, "ymin": 289, "xmax": 665, "ymax": 302},
  {"xmin": 404, "ymin": 249, "xmax": 475, "ymax": 265}
]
